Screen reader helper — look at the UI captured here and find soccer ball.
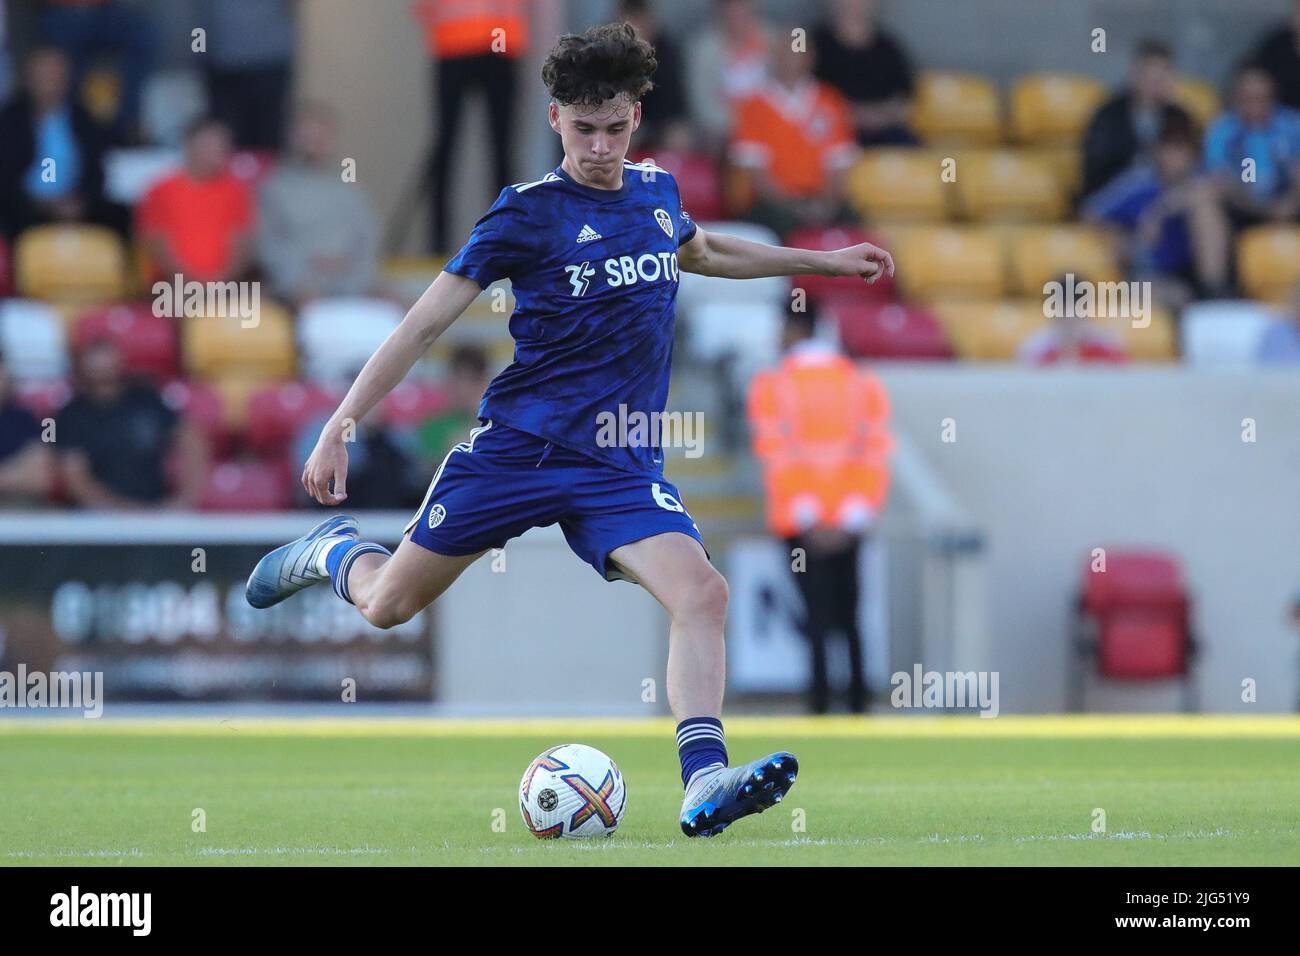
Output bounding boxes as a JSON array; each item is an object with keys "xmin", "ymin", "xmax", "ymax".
[{"xmin": 519, "ymin": 743, "xmax": 626, "ymax": 839}]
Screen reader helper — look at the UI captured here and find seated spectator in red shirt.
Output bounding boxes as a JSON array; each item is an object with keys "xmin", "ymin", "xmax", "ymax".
[
  {"xmin": 0, "ymin": 351, "xmax": 54, "ymax": 508},
  {"xmin": 813, "ymin": 0, "xmax": 918, "ymax": 147},
  {"xmin": 0, "ymin": 47, "xmax": 122, "ymax": 241},
  {"xmin": 730, "ymin": 32, "xmax": 859, "ymax": 235},
  {"xmin": 57, "ymin": 339, "xmax": 208, "ymax": 510},
  {"xmin": 1019, "ymin": 314, "xmax": 1127, "ymax": 366},
  {"xmin": 137, "ymin": 117, "xmax": 254, "ymax": 283}
]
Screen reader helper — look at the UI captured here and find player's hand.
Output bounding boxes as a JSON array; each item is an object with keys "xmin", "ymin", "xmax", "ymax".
[
  {"xmin": 302, "ymin": 435, "xmax": 349, "ymax": 506},
  {"xmin": 821, "ymin": 242, "xmax": 895, "ymax": 284}
]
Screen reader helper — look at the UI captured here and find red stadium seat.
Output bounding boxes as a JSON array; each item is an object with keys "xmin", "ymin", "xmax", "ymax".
[
  {"xmin": 245, "ymin": 381, "xmax": 343, "ymax": 459},
  {"xmin": 784, "ymin": 225, "xmax": 897, "ymax": 304},
  {"xmin": 73, "ymin": 303, "xmax": 179, "ymax": 384},
  {"xmin": 160, "ymin": 379, "xmax": 230, "ymax": 456},
  {"xmin": 823, "ymin": 299, "xmax": 953, "ymax": 360},
  {"xmin": 0, "ymin": 236, "xmax": 10, "ymax": 295},
  {"xmin": 380, "ymin": 380, "xmax": 452, "ymax": 428},
  {"xmin": 1073, "ymin": 549, "xmax": 1197, "ymax": 710},
  {"xmin": 626, "ymin": 149, "xmax": 725, "ymax": 221},
  {"xmin": 201, "ymin": 460, "xmax": 291, "ymax": 512}
]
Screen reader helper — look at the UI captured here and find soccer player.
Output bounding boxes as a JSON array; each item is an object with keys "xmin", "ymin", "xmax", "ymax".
[{"xmin": 246, "ymin": 22, "xmax": 893, "ymax": 837}]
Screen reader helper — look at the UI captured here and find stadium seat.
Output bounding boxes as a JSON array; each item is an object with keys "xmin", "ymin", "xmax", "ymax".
[
  {"xmin": 1028, "ymin": 145, "xmax": 1084, "ymax": 200},
  {"xmin": 1009, "ymin": 73, "xmax": 1107, "ymax": 145},
  {"xmin": 784, "ymin": 225, "xmax": 897, "ymax": 303},
  {"xmin": 245, "ymin": 381, "xmax": 344, "ymax": 459},
  {"xmin": 911, "ymin": 71, "xmax": 1002, "ymax": 146},
  {"xmin": 953, "ymin": 149, "xmax": 1066, "ymax": 221},
  {"xmin": 823, "ymin": 299, "xmax": 953, "ymax": 359},
  {"xmin": 81, "ymin": 66, "xmax": 122, "ymax": 125},
  {"xmin": 379, "ymin": 380, "xmax": 452, "ymax": 427},
  {"xmin": 141, "ymin": 69, "xmax": 208, "ymax": 147},
  {"xmin": 685, "ymin": 300, "xmax": 783, "ymax": 367},
  {"xmin": 845, "ymin": 149, "xmax": 949, "ymax": 223},
  {"xmin": 0, "ymin": 236, "xmax": 10, "ymax": 295},
  {"xmin": 73, "ymin": 303, "xmax": 179, "ymax": 384},
  {"xmin": 1096, "ymin": 305, "xmax": 1178, "ymax": 361},
  {"xmin": 627, "ymin": 149, "xmax": 725, "ymax": 221},
  {"xmin": 160, "ymin": 379, "xmax": 230, "ymax": 456},
  {"xmin": 1003, "ymin": 224, "xmax": 1121, "ymax": 296},
  {"xmin": 1180, "ymin": 300, "xmax": 1280, "ymax": 366},
  {"xmin": 104, "ymin": 146, "xmax": 182, "ymax": 205},
  {"xmin": 1072, "ymin": 549, "xmax": 1196, "ymax": 710},
  {"xmin": 298, "ymin": 297, "xmax": 404, "ymax": 383},
  {"xmin": 893, "ymin": 226, "xmax": 1005, "ymax": 300},
  {"xmin": 1237, "ymin": 226, "xmax": 1300, "ymax": 303},
  {"xmin": 678, "ymin": 221, "xmax": 788, "ymax": 316},
  {"xmin": 0, "ymin": 299, "xmax": 69, "ymax": 381},
  {"xmin": 929, "ymin": 299, "xmax": 1047, "ymax": 360},
  {"xmin": 14, "ymin": 224, "xmax": 129, "ymax": 303},
  {"xmin": 1173, "ymin": 76, "xmax": 1220, "ymax": 130},
  {"xmin": 201, "ymin": 460, "xmax": 291, "ymax": 512},
  {"xmin": 183, "ymin": 302, "xmax": 296, "ymax": 381}
]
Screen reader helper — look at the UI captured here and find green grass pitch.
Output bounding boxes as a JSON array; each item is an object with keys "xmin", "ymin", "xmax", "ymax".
[{"xmin": 1, "ymin": 716, "xmax": 1297, "ymax": 866}]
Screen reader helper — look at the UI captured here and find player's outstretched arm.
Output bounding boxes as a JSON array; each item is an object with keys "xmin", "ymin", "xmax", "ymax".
[
  {"xmin": 677, "ymin": 226, "xmax": 894, "ymax": 284},
  {"xmin": 301, "ymin": 270, "xmax": 482, "ymax": 506}
]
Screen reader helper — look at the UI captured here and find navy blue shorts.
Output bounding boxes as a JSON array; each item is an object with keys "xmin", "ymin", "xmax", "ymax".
[{"xmin": 403, "ymin": 420, "xmax": 708, "ymax": 581}]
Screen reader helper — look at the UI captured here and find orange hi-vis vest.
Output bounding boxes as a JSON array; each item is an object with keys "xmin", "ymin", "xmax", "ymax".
[
  {"xmin": 414, "ymin": 0, "xmax": 529, "ymax": 59},
  {"xmin": 747, "ymin": 347, "xmax": 894, "ymax": 537}
]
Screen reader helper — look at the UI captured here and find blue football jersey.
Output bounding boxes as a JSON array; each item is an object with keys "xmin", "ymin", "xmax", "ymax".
[{"xmin": 443, "ymin": 159, "xmax": 697, "ymax": 474}]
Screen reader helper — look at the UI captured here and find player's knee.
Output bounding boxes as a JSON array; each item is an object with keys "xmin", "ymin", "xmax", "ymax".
[
  {"xmin": 356, "ymin": 588, "xmax": 421, "ymax": 630},
  {"xmin": 676, "ymin": 567, "xmax": 729, "ymax": 627}
]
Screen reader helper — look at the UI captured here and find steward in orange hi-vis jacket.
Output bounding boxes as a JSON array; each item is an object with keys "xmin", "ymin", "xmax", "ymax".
[{"xmin": 747, "ymin": 338, "xmax": 894, "ymax": 539}]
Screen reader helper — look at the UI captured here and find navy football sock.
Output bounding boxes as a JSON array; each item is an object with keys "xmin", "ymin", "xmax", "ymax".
[
  {"xmin": 325, "ymin": 540, "xmax": 391, "ymax": 605},
  {"xmin": 677, "ymin": 717, "xmax": 727, "ymax": 787}
]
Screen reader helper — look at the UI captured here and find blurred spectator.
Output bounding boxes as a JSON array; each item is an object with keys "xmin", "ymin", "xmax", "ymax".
[
  {"xmin": 1252, "ymin": 0, "xmax": 1300, "ymax": 111},
  {"xmin": 0, "ymin": 352, "xmax": 54, "ymax": 508},
  {"xmin": 416, "ymin": 0, "xmax": 528, "ymax": 254},
  {"xmin": 813, "ymin": 0, "xmax": 917, "ymax": 147},
  {"xmin": 0, "ymin": 47, "xmax": 120, "ymax": 241},
  {"xmin": 730, "ymin": 31, "xmax": 857, "ymax": 234},
  {"xmin": 1083, "ymin": 113, "xmax": 1230, "ymax": 305},
  {"xmin": 1257, "ymin": 289, "xmax": 1300, "ymax": 363},
  {"xmin": 1082, "ymin": 39, "xmax": 1194, "ymax": 198},
  {"xmin": 0, "ymin": 2, "xmax": 11, "ymax": 104},
  {"xmin": 57, "ymin": 339, "xmax": 208, "ymax": 510},
  {"xmin": 1019, "ymin": 279, "xmax": 1128, "ymax": 365},
  {"xmin": 1205, "ymin": 62, "xmax": 1300, "ymax": 228},
  {"xmin": 200, "ymin": 0, "xmax": 296, "ymax": 150},
  {"xmin": 293, "ymin": 414, "xmax": 425, "ymax": 510},
  {"xmin": 257, "ymin": 103, "xmax": 380, "ymax": 307},
  {"xmin": 619, "ymin": 0, "xmax": 692, "ymax": 153},
  {"xmin": 137, "ymin": 117, "xmax": 254, "ymax": 282},
  {"xmin": 685, "ymin": 0, "xmax": 774, "ymax": 149},
  {"xmin": 416, "ymin": 345, "xmax": 490, "ymax": 466},
  {"xmin": 40, "ymin": 0, "xmax": 156, "ymax": 143},
  {"xmin": 748, "ymin": 303, "xmax": 893, "ymax": 714}
]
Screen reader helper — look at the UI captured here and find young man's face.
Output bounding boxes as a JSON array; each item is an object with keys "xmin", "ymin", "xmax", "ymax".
[{"xmin": 549, "ymin": 95, "xmax": 641, "ymax": 189}]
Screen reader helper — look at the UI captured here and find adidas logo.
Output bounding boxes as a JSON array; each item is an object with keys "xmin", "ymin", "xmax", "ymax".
[{"xmin": 576, "ymin": 224, "xmax": 602, "ymax": 243}]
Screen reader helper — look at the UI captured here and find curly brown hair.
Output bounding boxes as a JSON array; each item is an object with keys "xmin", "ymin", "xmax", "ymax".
[{"xmin": 541, "ymin": 22, "xmax": 657, "ymax": 108}]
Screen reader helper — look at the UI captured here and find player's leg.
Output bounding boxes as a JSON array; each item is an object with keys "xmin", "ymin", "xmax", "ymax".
[
  {"xmin": 608, "ymin": 531, "xmax": 799, "ymax": 837},
  {"xmin": 345, "ymin": 537, "xmax": 485, "ymax": 629}
]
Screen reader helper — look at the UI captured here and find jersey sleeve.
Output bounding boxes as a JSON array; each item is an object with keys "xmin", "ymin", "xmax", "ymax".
[
  {"xmin": 674, "ymin": 177, "xmax": 697, "ymax": 247},
  {"xmin": 444, "ymin": 187, "xmax": 532, "ymax": 288}
]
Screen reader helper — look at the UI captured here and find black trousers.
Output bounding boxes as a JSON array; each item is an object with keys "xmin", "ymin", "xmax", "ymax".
[
  {"xmin": 786, "ymin": 535, "xmax": 867, "ymax": 714},
  {"xmin": 430, "ymin": 53, "xmax": 517, "ymax": 253}
]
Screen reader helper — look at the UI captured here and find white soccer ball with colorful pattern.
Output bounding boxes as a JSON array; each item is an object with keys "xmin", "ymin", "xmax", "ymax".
[{"xmin": 519, "ymin": 743, "xmax": 626, "ymax": 839}]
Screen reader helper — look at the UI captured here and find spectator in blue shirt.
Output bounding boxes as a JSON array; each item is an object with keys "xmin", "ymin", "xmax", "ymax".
[
  {"xmin": 1205, "ymin": 62, "xmax": 1300, "ymax": 229},
  {"xmin": 1084, "ymin": 112, "xmax": 1230, "ymax": 305}
]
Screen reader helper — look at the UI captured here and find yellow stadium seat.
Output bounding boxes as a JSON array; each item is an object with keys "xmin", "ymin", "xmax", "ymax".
[
  {"xmin": 954, "ymin": 149, "xmax": 1066, "ymax": 222},
  {"xmin": 1173, "ymin": 76, "xmax": 1220, "ymax": 130},
  {"xmin": 929, "ymin": 300, "xmax": 1047, "ymax": 360},
  {"xmin": 1029, "ymin": 145, "xmax": 1083, "ymax": 199},
  {"xmin": 1096, "ymin": 306, "xmax": 1178, "ymax": 361},
  {"xmin": 1237, "ymin": 227, "xmax": 1300, "ymax": 303},
  {"xmin": 893, "ymin": 226, "xmax": 1005, "ymax": 300},
  {"xmin": 1009, "ymin": 73, "xmax": 1107, "ymax": 145},
  {"xmin": 845, "ymin": 149, "xmax": 949, "ymax": 223},
  {"xmin": 210, "ymin": 374, "xmax": 273, "ymax": 430},
  {"xmin": 81, "ymin": 67, "xmax": 122, "ymax": 125},
  {"xmin": 912, "ymin": 72, "xmax": 1002, "ymax": 146},
  {"xmin": 183, "ymin": 301, "xmax": 296, "ymax": 381},
  {"xmin": 1003, "ymin": 224, "xmax": 1121, "ymax": 296},
  {"xmin": 15, "ymin": 225, "xmax": 128, "ymax": 303}
]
